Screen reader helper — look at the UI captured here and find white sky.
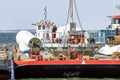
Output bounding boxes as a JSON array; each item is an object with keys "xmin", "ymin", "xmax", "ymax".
[{"xmin": 0, "ymin": 0, "xmax": 120, "ymax": 30}]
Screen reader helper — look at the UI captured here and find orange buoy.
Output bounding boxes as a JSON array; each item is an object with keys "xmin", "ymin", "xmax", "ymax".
[
  {"xmin": 81, "ymin": 35, "xmax": 84, "ymax": 43},
  {"xmin": 79, "ymin": 35, "xmax": 84, "ymax": 43},
  {"xmin": 68, "ymin": 35, "xmax": 72, "ymax": 40}
]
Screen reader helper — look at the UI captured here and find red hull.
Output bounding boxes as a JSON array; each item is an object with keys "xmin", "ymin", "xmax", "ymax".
[
  {"xmin": 14, "ymin": 59, "xmax": 120, "ymax": 65},
  {"xmin": 14, "ymin": 59, "xmax": 120, "ymax": 78}
]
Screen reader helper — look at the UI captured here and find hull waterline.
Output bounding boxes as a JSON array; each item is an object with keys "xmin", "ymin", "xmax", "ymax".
[{"xmin": 14, "ymin": 60, "xmax": 120, "ymax": 78}]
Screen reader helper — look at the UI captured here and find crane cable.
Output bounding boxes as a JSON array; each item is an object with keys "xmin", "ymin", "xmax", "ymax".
[
  {"xmin": 62, "ymin": 0, "xmax": 72, "ymax": 47},
  {"xmin": 63, "ymin": 0, "xmax": 83, "ymax": 46},
  {"xmin": 74, "ymin": 0, "xmax": 83, "ymax": 30},
  {"xmin": 64, "ymin": 0, "xmax": 83, "ymax": 35}
]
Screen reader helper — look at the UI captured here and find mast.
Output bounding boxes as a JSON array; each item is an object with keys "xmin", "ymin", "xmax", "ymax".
[
  {"xmin": 33, "ymin": 0, "xmax": 55, "ymax": 40},
  {"xmin": 44, "ymin": 7, "xmax": 47, "ymax": 24},
  {"xmin": 116, "ymin": 5, "xmax": 120, "ymax": 13}
]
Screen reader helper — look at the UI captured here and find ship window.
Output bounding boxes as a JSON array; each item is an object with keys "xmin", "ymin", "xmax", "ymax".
[
  {"xmin": 43, "ymin": 26, "xmax": 45, "ymax": 30},
  {"xmin": 38, "ymin": 26, "xmax": 41, "ymax": 30},
  {"xmin": 47, "ymin": 26, "xmax": 50, "ymax": 29},
  {"xmin": 114, "ymin": 19, "xmax": 120, "ymax": 24},
  {"xmin": 111, "ymin": 19, "xmax": 114, "ymax": 24}
]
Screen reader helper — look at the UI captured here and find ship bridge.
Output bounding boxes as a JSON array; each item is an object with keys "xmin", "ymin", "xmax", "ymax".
[{"xmin": 111, "ymin": 15, "xmax": 120, "ymax": 29}]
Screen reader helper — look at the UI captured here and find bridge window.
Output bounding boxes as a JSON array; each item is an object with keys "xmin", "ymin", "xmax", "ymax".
[
  {"xmin": 113, "ymin": 19, "xmax": 120, "ymax": 24},
  {"xmin": 43, "ymin": 26, "xmax": 45, "ymax": 30},
  {"xmin": 38, "ymin": 26, "xmax": 41, "ymax": 30}
]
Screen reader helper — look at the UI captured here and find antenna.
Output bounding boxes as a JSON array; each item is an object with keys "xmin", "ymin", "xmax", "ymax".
[
  {"xmin": 116, "ymin": 5, "xmax": 120, "ymax": 13},
  {"xmin": 44, "ymin": 7, "xmax": 47, "ymax": 23},
  {"xmin": 43, "ymin": 0, "xmax": 47, "ymax": 23}
]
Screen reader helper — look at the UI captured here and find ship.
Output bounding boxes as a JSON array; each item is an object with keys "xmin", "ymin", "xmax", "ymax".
[
  {"xmin": 13, "ymin": 0, "xmax": 120, "ymax": 79},
  {"xmin": 0, "ymin": 44, "xmax": 11, "ymax": 80}
]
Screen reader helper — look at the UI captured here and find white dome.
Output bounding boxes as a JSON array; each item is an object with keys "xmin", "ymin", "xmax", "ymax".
[
  {"xmin": 57, "ymin": 24, "xmax": 81, "ymax": 33},
  {"xmin": 16, "ymin": 30, "xmax": 35, "ymax": 45}
]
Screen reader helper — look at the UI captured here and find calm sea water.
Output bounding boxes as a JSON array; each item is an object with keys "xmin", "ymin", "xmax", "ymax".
[
  {"xmin": 18, "ymin": 78, "xmax": 120, "ymax": 80},
  {"xmin": 0, "ymin": 32, "xmax": 17, "ymax": 48},
  {"xmin": 0, "ymin": 30, "xmax": 120, "ymax": 80},
  {"xmin": 0, "ymin": 30, "xmax": 35, "ymax": 49}
]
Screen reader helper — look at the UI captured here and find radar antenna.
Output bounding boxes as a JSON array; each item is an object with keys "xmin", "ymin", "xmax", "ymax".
[
  {"xmin": 44, "ymin": 7, "xmax": 47, "ymax": 23},
  {"xmin": 116, "ymin": 5, "xmax": 120, "ymax": 13}
]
